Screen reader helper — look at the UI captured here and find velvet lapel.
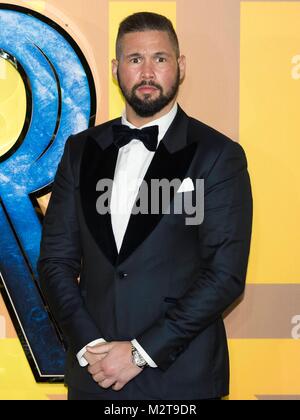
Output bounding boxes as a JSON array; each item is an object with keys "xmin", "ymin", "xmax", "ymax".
[
  {"xmin": 118, "ymin": 107, "xmax": 198, "ymax": 264},
  {"xmin": 80, "ymin": 123, "xmax": 120, "ymax": 266}
]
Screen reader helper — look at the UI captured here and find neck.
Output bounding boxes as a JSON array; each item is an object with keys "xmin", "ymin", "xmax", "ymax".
[{"xmin": 125, "ymin": 99, "xmax": 177, "ymax": 128}]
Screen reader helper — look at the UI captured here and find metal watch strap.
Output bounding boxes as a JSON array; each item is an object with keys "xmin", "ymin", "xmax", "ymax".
[{"xmin": 131, "ymin": 343, "xmax": 148, "ymax": 368}]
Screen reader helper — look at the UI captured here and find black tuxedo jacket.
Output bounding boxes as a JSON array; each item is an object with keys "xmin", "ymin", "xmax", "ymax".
[{"xmin": 38, "ymin": 106, "xmax": 253, "ymax": 399}]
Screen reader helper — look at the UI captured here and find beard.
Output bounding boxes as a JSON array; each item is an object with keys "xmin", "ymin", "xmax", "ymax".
[{"xmin": 117, "ymin": 66, "xmax": 180, "ymax": 118}]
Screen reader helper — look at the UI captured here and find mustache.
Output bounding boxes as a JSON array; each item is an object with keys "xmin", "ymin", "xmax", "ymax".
[{"xmin": 133, "ymin": 81, "xmax": 163, "ymax": 92}]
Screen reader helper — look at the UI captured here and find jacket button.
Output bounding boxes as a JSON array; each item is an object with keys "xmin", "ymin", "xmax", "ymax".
[{"xmin": 118, "ymin": 272, "xmax": 128, "ymax": 279}]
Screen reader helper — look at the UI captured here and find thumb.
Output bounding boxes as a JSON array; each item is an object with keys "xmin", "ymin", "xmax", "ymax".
[{"xmin": 86, "ymin": 343, "xmax": 112, "ymax": 354}]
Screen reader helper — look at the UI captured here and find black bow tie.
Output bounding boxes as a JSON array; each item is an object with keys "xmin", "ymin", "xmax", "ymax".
[{"xmin": 112, "ymin": 125, "xmax": 159, "ymax": 152}]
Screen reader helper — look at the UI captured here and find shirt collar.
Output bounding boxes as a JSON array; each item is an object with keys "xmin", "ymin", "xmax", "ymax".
[{"xmin": 121, "ymin": 103, "xmax": 178, "ymax": 144}]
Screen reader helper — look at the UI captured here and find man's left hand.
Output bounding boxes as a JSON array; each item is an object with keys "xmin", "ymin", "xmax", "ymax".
[{"xmin": 86, "ymin": 341, "xmax": 143, "ymax": 391}]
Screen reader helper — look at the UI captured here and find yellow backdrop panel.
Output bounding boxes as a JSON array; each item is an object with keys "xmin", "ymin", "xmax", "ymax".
[
  {"xmin": 229, "ymin": 339, "xmax": 300, "ymax": 400},
  {"xmin": 240, "ymin": 1, "xmax": 300, "ymax": 284},
  {"xmin": 228, "ymin": 0, "xmax": 300, "ymax": 402}
]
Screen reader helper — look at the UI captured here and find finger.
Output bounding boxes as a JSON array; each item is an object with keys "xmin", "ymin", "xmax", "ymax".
[
  {"xmin": 112, "ymin": 381, "xmax": 124, "ymax": 391},
  {"xmin": 92, "ymin": 372, "xmax": 106, "ymax": 383},
  {"xmin": 86, "ymin": 353, "xmax": 107, "ymax": 366},
  {"xmin": 88, "ymin": 362, "xmax": 103, "ymax": 375},
  {"xmin": 84, "ymin": 353, "xmax": 104, "ymax": 365},
  {"xmin": 98, "ymin": 378, "xmax": 116, "ymax": 389},
  {"xmin": 86, "ymin": 343, "xmax": 113, "ymax": 354}
]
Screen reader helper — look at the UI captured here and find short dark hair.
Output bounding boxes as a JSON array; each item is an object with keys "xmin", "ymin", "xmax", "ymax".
[{"xmin": 116, "ymin": 12, "xmax": 180, "ymax": 59}]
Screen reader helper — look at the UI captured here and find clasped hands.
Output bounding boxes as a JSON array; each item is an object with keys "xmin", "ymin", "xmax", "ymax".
[{"xmin": 84, "ymin": 341, "xmax": 143, "ymax": 391}]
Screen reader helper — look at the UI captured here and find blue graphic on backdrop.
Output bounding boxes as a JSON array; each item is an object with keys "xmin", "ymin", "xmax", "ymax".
[{"xmin": 0, "ymin": 5, "xmax": 96, "ymax": 381}]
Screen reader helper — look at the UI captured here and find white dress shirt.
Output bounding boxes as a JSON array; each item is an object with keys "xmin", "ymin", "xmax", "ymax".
[{"xmin": 77, "ymin": 103, "xmax": 178, "ymax": 368}]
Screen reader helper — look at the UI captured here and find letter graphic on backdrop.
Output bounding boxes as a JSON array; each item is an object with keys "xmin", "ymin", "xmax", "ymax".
[{"xmin": 0, "ymin": 4, "xmax": 96, "ymax": 381}]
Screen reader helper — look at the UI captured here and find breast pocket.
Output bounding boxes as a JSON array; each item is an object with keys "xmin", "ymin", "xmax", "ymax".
[{"xmin": 162, "ymin": 191, "xmax": 198, "ymax": 226}]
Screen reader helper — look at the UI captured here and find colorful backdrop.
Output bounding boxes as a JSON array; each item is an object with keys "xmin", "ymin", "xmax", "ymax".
[{"xmin": 0, "ymin": 0, "xmax": 300, "ymax": 400}]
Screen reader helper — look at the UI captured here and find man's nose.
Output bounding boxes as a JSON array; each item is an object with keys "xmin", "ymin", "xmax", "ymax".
[{"xmin": 141, "ymin": 60, "xmax": 155, "ymax": 80}]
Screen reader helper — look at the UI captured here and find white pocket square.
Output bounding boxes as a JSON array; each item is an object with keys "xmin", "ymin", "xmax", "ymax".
[{"xmin": 177, "ymin": 177, "xmax": 194, "ymax": 193}]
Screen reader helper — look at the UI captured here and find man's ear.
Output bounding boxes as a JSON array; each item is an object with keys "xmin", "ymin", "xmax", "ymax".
[
  {"xmin": 178, "ymin": 55, "xmax": 186, "ymax": 84},
  {"xmin": 112, "ymin": 59, "xmax": 119, "ymax": 83}
]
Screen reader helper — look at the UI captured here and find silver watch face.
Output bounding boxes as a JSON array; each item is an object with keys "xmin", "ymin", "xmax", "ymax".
[{"xmin": 133, "ymin": 349, "xmax": 147, "ymax": 367}]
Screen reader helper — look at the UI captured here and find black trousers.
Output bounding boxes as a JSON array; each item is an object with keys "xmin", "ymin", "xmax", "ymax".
[
  {"xmin": 68, "ymin": 386, "xmax": 222, "ymax": 401},
  {"xmin": 68, "ymin": 384, "xmax": 157, "ymax": 400}
]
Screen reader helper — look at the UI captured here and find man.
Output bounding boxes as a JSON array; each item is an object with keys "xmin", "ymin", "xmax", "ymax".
[{"xmin": 38, "ymin": 12, "xmax": 253, "ymax": 400}]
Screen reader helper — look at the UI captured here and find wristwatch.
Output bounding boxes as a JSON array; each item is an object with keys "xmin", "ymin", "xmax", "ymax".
[{"xmin": 131, "ymin": 344, "xmax": 148, "ymax": 369}]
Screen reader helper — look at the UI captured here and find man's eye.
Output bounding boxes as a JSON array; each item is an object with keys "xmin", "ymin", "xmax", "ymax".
[
  {"xmin": 130, "ymin": 58, "xmax": 141, "ymax": 64},
  {"xmin": 157, "ymin": 57, "xmax": 167, "ymax": 63}
]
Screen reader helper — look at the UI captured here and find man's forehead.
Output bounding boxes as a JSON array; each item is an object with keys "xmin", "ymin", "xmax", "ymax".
[
  {"xmin": 121, "ymin": 30, "xmax": 172, "ymax": 49},
  {"xmin": 122, "ymin": 31, "xmax": 173, "ymax": 56}
]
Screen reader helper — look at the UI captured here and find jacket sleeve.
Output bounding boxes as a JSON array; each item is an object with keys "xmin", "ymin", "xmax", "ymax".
[
  {"xmin": 37, "ymin": 136, "xmax": 102, "ymax": 356},
  {"xmin": 136, "ymin": 140, "xmax": 253, "ymax": 371}
]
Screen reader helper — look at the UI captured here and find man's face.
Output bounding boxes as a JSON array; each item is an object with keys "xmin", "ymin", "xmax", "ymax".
[{"xmin": 113, "ymin": 30, "xmax": 186, "ymax": 118}]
